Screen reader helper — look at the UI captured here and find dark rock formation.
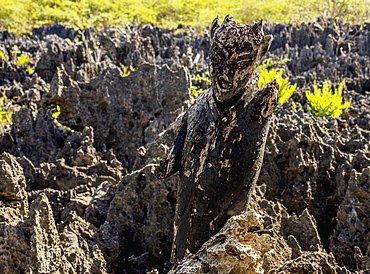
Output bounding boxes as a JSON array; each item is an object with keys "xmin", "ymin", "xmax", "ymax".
[{"xmin": 155, "ymin": 15, "xmax": 278, "ymax": 262}]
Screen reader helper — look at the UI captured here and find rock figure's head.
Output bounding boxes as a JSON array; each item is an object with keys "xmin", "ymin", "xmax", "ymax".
[{"xmin": 209, "ymin": 14, "xmax": 272, "ymax": 102}]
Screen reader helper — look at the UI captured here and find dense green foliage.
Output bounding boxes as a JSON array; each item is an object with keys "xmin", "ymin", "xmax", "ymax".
[
  {"xmin": 306, "ymin": 79, "xmax": 351, "ymax": 117},
  {"xmin": 0, "ymin": 0, "xmax": 369, "ymax": 35}
]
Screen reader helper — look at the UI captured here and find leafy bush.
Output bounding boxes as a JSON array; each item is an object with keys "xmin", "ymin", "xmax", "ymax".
[
  {"xmin": 305, "ymin": 79, "xmax": 351, "ymax": 117},
  {"xmin": 1, "ymin": 0, "xmax": 369, "ymax": 35},
  {"xmin": 258, "ymin": 58, "xmax": 297, "ymax": 104},
  {"xmin": 192, "ymin": 73, "xmax": 211, "ymax": 86},
  {"xmin": 190, "ymin": 86, "xmax": 203, "ymax": 102}
]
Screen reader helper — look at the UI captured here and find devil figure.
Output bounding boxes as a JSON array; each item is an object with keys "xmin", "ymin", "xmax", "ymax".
[{"xmin": 155, "ymin": 14, "xmax": 279, "ymax": 262}]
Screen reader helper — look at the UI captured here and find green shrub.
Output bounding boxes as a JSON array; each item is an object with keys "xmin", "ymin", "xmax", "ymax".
[
  {"xmin": 192, "ymin": 72, "xmax": 211, "ymax": 86},
  {"xmin": 0, "ymin": 50, "xmax": 5, "ymax": 60},
  {"xmin": 258, "ymin": 58, "xmax": 297, "ymax": 104},
  {"xmin": 305, "ymin": 79, "xmax": 351, "ymax": 117}
]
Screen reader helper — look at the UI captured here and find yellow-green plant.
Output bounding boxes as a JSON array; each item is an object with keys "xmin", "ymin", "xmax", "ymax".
[
  {"xmin": 190, "ymin": 72, "xmax": 211, "ymax": 101},
  {"xmin": 192, "ymin": 72, "xmax": 211, "ymax": 86},
  {"xmin": 1, "ymin": 45, "xmax": 35, "ymax": 74},
  {"xmin": 52, "ymin": 105, "xmax": 80, "ymax": 133},
  {"xmin": 190, "ymin": 86, "xmax": 203, "ymax": 102},
  {"xmin": 0, "ymin": 50, "xmax": 5, "ymax": 60},
  {"xmin": 52, "ymin": 104, "xmax": 61, "ymax": 119},
  {"xmin": 0, "ymin": 96, "xmax": 13, "ymax": 128},
  {"xmin": 12, "ymin": 45, "xmax": 31, "ymax": 66},
  {"xmin": 119, "ymin": 63, "xmax": 137, "ymax": 77},
  {"xmin": 305, "ymin": 79, "xmax": 351, "ymax": 117},
  {"xmin": 258, "ymin": 58, "xmax": 297, "ymax": 104}
]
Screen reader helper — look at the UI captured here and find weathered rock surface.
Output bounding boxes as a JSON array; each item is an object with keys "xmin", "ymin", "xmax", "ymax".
[
  {"xmin": 0, "ymin": 17, "xmax": 369, "ymax": 273},
  {"xmin": 170, "ymin": 210, "xmax": 292, "ymax": 274}
]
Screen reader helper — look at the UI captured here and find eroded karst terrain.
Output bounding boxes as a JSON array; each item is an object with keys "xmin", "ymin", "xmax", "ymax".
[{"xmin": 0, "ymin": 18, "xmax": 369, "ymax": 273}]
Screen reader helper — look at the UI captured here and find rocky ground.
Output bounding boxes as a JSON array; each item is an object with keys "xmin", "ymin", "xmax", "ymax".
[{"xmin": 0, "ymin": 17, "xmax": 369, "ymax": 273}]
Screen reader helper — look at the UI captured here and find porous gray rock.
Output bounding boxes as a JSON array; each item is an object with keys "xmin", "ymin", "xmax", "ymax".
[
  {"xmin": 267, "ymin": 252, "xmax": 351, "ymax": 274},
  {"xmin": 41, "ymin": 62, "xmax": 190, "ymax": 172},
  {"xmin": 59, "ymin": 211, "xmax": 108, "ymax": 274},
  {"xmin": 0, "ymin": 152, "xmax": 28, "ymax": 223},
  {"xmin": 169, "ymin": 210, "xmax": 291, "ymax": 274},
  {"xmin": 25, "ymin": 193, "xmax": 75, "ymax": 273},
  {"xmin": 0, "ymin": 152, "xmax": 26, "ymax": 201},
  {"xmin": 0, "ymin": 193, "xmax": 75, "ymax": 273},
  {"xmin": 281, "ymin": 208, "xmax": 323, "ymax": 252},
  {"xmin": 95, "ymin": 164, "xmax": 178, "ymax": 272},
  {"xmin": 330, "ymin": 167, "xmax": 370, "ymax": 269}
]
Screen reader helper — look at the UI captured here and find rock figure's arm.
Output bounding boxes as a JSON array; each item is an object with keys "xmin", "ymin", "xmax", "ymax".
[{"xmin": 154, "ymin": 117, "xmax": 188, "ymax": 179}]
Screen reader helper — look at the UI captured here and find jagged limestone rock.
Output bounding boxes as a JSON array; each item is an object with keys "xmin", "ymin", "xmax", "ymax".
[
  {"xmin": 281, "ymin": 208, "xmax": 323, "ymax": 252},
  {"xmin": 0, "ymin": 193, "xmax": 75, "ymax": 273},
  {"xmin": 330, "ymin": 167, "xmax": 370, "ymax": 269},
  {"xmin": 95, "ymin": 164, "xmax": 178, "ymax": 270},
  {"xmin": 0, "ymin": 152, "xmax": 28, "ymax": 223},
  {"xmin": 59, "ymin": 211, "xmax": 108, "ymax": 273},
  {"xmin": 25, "ymin": 193, "xmax": 75, "ymax": 273},
  {"xmin": 267, "ymin": 252, "xmax": 351, "ymax": 274},
  {"xmin": 169, "ymin": 210, "xmax": 291, "ymax": 274},
  {"xmin": 0, "ymin": 152, "xmax": 26, "ymax": 201}
]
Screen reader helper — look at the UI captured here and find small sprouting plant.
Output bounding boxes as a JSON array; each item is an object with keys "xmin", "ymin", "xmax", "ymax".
[
  {"xmin": 305, "ymin": 79, "xmax": 351, "ymax": 117},
  {"xmin": 52, "ymin": 105, "xmax": 80, "ymax": 133},
  {"xmin": 8, "ymin": 45, "xmax": 34, "ymax": 74},
  {"xmin": 12, "ymin": 46, "xmax": 30, "ymax": 66},
  {"xmin": 119, "ymin": 63, "xmax": 137, "ymax": 77},
  {"xmin": 52, "ymin": 105, "xmax": 61, "ymax": 119},
  {"xmin": 0, "ymin": 50, "xmax": 6, "ymax": 60},
  {"xmin": 74, "ymin": 30, "xmax": 86, "ymax": 42},
  {"xmin": 190, "ymin": 72, "xmax": 211, "ymax": 101},
  {"xmin": 190, "ymin": 86, "xmax": 203, "ymax": 101},
  {"xmin": 0, "ymin": 96, "xmax": 14, "ymax": 128},
  {"xmin": 258, "ymin": 58, "xmax": 297, "ymax": 104},
  {"xmin": 192, "ymin": 72, "xmax": 212, "ymax": 86}
]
